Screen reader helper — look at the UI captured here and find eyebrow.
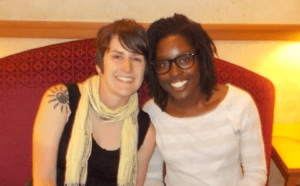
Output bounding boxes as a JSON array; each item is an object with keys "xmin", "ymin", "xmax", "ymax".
[
  {"xmin": 156, "ymin": 51, "xmax": 194, "ymax": 60},
  {"xmin": 110, "ymin": 50, "xmax": 144, "ymax": 57},
  {"xmin": 110, "ymin": 50, "xmax": 124, "ymax": 54}
]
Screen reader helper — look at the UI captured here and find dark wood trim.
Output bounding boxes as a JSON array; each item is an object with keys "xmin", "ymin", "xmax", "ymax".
[
  {"xmin": 272, "ymin": 147, "xmax": 289, "ymax": 178},
  {"xmin": 1, "ymin": 20, "xmax": 300, "ymax": 40}
]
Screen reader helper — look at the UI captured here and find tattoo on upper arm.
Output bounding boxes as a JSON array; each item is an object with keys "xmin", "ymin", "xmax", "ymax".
[{"xmin": 47, "ymin": 86, "xmax": 70, "ymax": 113}]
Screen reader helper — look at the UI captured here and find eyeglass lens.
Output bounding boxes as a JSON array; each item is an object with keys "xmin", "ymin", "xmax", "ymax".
[{"xmin": 154, "ymin": 53, "xmax": 195, "ymax": 74}]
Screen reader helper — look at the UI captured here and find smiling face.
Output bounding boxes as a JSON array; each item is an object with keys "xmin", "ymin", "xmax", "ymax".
[
  {"xmin": 155, "ymin": 35, "xmax": 201, "ymax": 102},
  {"xmin": 97, "ymin": 35, "xmax": 146, "ymax": 106}
]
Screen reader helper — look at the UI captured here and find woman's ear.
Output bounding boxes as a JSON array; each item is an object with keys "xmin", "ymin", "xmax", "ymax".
[
  {"xmin": 95, "ymin": 52, "xmax": 104, "ymax": 75},
  {"xmin": 95, "ymin": 64, "xmax": 102, "ymax": 75}
]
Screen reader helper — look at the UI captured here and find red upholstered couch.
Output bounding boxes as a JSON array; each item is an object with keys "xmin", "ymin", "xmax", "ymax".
[{"xmin": 0, "ymin": 39, "xmax": 275, "ymax": 185}]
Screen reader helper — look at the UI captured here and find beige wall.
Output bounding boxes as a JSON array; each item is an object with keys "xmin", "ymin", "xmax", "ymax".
[
  {"xmin": 1, "ymin": 0, "xmax": 300, "ymax": 23},
  {"xmin": 215, "ymin": 40, "xmax": 300, "ymax": 125}
]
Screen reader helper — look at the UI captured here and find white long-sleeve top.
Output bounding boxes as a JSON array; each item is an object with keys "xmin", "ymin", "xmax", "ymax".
[{"xmin": 143, "ymin": 84, "xmax": 267, "ymax": 186}]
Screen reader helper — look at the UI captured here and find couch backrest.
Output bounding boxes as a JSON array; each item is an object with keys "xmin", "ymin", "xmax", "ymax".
[{"xmin": 0, "ymin": 39, "xmax": 274, "ymax": 185}]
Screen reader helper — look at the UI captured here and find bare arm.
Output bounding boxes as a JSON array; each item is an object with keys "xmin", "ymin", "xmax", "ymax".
[
  {"xmin": 136, "ymin": 122, "xmax": 156, "ymax": 186},
  {"xmin": 32, "ymin": 84, "xmax": 71, "ymax": 186}
]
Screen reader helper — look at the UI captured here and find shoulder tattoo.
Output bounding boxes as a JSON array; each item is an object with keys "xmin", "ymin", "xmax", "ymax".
[{"xmin": 47, "ymin": 85, "xmax": 69, "ymax": 113}]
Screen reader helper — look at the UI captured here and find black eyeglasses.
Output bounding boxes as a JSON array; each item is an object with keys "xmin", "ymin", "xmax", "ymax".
[{"xmin": 152, "ymin": 53, "xmax": 196, "ymax": 74}]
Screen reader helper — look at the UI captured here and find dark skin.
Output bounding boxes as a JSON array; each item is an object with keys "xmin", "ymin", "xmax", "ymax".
[{"xmin": 155, "ymin": 35, "xmax": 229, "ymax": 118}]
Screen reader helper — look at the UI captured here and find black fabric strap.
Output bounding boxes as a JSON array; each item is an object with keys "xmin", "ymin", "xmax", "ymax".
[{"xmin": 65, "ymin": 83, "xmax": 81, "ymax": 114}]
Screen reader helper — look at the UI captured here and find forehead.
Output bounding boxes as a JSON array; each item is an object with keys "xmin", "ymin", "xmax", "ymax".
[
  {"xmin": 107, "ymin": 35, "xmax": 124, "ymax": 52},
  {"xmin": 155, "ymin": 35, "xmax": 194, "ymax": 58}
]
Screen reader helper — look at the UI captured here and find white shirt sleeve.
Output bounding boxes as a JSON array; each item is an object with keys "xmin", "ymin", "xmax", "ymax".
[{"xmin": 237, "ymin": 98, "xmax": 267, "ymax": 186}]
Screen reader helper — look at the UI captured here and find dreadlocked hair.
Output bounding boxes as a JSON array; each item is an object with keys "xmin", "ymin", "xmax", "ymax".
[{"xmin": 146, "ymin": 13, "xmax": 217, "ymax": 111}]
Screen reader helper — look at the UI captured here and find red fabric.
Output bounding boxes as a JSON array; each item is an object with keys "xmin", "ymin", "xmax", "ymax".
[{"xmin": 0, "ymin": 39, "xmax": 274, "ymax": 185}]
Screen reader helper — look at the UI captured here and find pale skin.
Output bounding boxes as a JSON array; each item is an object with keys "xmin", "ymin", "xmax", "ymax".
[
  {"xmin": 32, "ymin": 84, "xmax": 70, "ymax": 186},
  {"xmin": 32, "ymin": 36, "xmax": 156, "ymax": 186}
]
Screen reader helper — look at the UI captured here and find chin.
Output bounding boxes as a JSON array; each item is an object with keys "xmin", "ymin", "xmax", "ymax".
[
  {"xmin": 114, "ymin": 83, "xmax": 141, "ymax": 97},
  {"xmin": 118, "ymin": 89, "xmax": 138, "ymax": 98},
  {"xmin": 169, "ymin": 92, "xmax": 189, "ymax": 101}
]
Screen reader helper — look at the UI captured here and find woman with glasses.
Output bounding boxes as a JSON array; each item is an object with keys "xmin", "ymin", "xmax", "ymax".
[{"xmin": 143, "ymin": 14, "xmax": 267, "ymax": 186}]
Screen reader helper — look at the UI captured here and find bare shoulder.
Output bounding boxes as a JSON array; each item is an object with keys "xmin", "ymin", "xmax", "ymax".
[
  {"xmin": 32, "ymin": 84, "xmax": 73, "ymax": 179},
  {"xmin": 35, "ymin": 84, "xmax": 71, "ymax": 129},
  {"xmin": 44, "ymin": 84, "xmax": 70, "ymax": 114},
  {"xmin": 33, "ymin": 83, "xmax": 72, "ymax": 148}
]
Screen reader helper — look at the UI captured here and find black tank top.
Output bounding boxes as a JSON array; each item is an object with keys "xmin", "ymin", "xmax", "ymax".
[{"xmin": 56, "ymin": 83, "xmax": 150, "ymax": 186}]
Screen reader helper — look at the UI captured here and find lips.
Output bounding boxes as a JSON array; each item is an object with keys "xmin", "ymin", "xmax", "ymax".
[
  {"xmin": 171, "ymin": 80, "xmax": 188, "ymax": 88},
  {"xmin": 116, "ymin": 76, "xmax": 134, "ymax": 82}
]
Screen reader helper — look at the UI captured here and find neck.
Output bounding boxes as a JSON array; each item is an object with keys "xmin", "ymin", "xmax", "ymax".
[
  {"xmin": 166, "ymin": 88, "xmax": 208, "ymax": 117},
  {"xmin": 169, "ymin": 94, "xmax": 206, "ymax": 109},
  {"xmin": 98, "ymin": 85, "xmax": 129, "ymax": 110}
]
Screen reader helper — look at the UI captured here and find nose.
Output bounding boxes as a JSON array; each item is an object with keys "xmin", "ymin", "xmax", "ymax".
[
  {"xmin": 168, "ymin": 61, "xmax": 182, "ymax": 76},
  {"xmin": 122, "ymin": 58, "xmax": 132, "ymax": 72}
]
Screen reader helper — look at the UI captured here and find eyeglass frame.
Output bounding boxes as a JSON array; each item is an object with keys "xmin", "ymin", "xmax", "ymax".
[{"xmin": 151, "ymin": 52, "xmax": 197, "ymax": 74}]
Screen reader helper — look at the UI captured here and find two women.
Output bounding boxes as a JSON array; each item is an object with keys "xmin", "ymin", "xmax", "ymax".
[
  {"xmin": 33, "ymin": 14, "xmax": 267, "ymax": 186},
  {"xmin": 144, "ymin": 14, "xmax": 267, "ymax": 186},
  {"xmin": 32, "ymin": 19, "xmax": 155, "ymax": 186}
]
